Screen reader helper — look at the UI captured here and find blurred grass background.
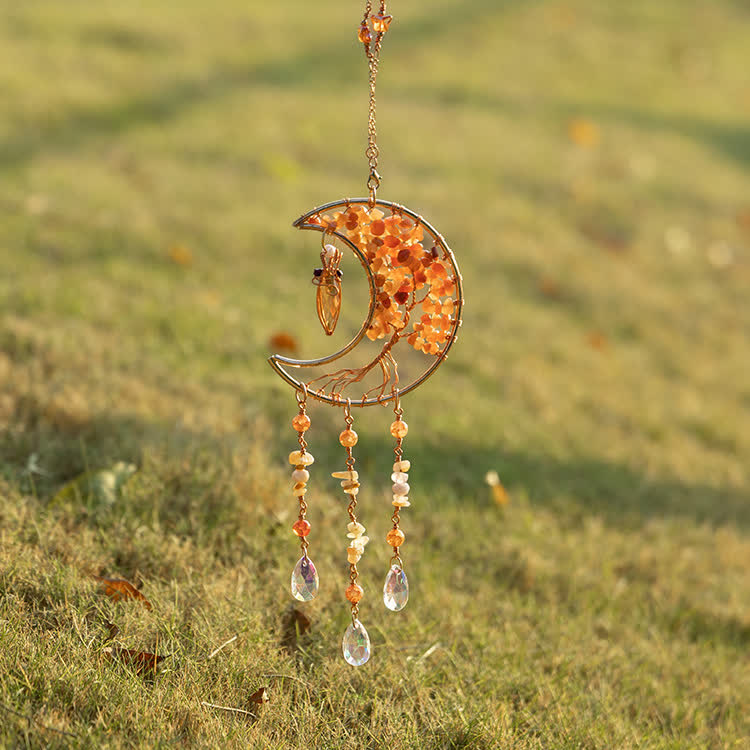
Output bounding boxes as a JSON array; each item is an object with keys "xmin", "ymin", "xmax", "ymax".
[{"xmin": 0, "ymin": 0, "xmax": 749, "ymax": 747}]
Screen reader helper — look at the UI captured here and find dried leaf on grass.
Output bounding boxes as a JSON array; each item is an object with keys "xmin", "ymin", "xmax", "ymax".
[
  {"xmin": 538, "ymin": 278, "xmax": 562, "ymax": 299},
  {"xmin": 736, "ymin": 208, "xmax": 750, "ymax": 233},
  {"xmin": 103, "ymin": 647, "xmax": 165, "ymax": 675},
  {"xmin": 52, "ymin": 462, "xmax": 137, "ymax": 506},
  {"xmin": 568, "ymin": 118, "xmax": 600, "ymax": 148},
  {"xmin": 269, "ymin": 331, "xmax": 299, "ymax": 354},
  {"xmin": 249, "ymin": 687, "xmax": 270, "ymax": 705},
  {"xmin": 485, "ymin": 471, "xmax": 509, "ymax": 507},
  {"xmin": 281, "ymin": 607, "xmax": 312, "ymax": 653},
  {"xmin": 94, "ymin": 576, "xmax": 152, "ymax": 610},
  {"xmin": 168, "ymin": 244, "xmax": 193, "ymax": 267},
  {"xmin": 587, "ymin": 331, "xmax": 608, "ymax": 351}
]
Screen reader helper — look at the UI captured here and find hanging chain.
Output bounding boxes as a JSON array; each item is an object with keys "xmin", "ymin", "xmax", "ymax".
[
  {"xmin": 390, "ymin": 390, "xmax": 404, "ymax": 568},
  {"xmin": 359, "ymin": 1, "xmax": 392, "ymax": 205},
  {"xmin": 295, "ymin": 385, "xmax": 310, "ymax": 555},
  {"xmin": 342, "ymin": 400, "xmax": 361, "ymax": 624}
]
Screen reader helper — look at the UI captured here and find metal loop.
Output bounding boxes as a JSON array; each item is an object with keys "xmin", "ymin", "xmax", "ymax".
[
  {"xmin": 391, "ymin": 387, "xmax": 401, "ymax": 416},
  {"xmin": 296, "ymin": 382, "xmax": 308, "ymax": 407}
]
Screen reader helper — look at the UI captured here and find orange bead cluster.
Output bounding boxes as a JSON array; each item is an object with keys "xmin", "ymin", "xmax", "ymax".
[
  {"xmin": 290, "ymin": 411, "xmax": 314, "ymax": 543},
  {"xmin": 358, "ymin": 12, "xmax": 392, "ymax": 44},
  {"xmin": 307, "ymin": 206, "xmax": 457, "ymax": 355}
]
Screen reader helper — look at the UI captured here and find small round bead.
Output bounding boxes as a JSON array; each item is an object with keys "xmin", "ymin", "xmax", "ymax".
[
  {"xmin": 390, "ymin": 420, "xmax": 408, "ymax": 439},
  {"xmin": 339, "ymin": 429, "xmax": 359, "ymax": 447},
  {"xmin": 393, "ymin": 460, "xmax": 411, "ymax": 472},
  {"xmin": 391, "ymin": 472, "xmax": 409, "ymax": 483},
  {"xmin": 292, "ymin": 469, "xmax": 310, "ymax": 483},
  {"xmin": 288, "ymin": 450, "xmax": 314, "ymax": 466},
  {"xmin": 345, "ymin": 583, "xmax": 364, "ymax": 604},
  {"xmin": 292, "ymin": 414, "xmax": 311, "ymax": 432},
  {"xmin": 392, "ymin": 482, "xmax": 410, "ymax": 496},
  {"xmin": 386, "ymin": 528, "xmax": 405, "ymax": 547},
  {"xmin": 392, "ymin": 498, "xmax": 411, "ymax": 507},
  {"xmin": 292, "ymin": 519, "xmax": 311, "ymax": 537}
]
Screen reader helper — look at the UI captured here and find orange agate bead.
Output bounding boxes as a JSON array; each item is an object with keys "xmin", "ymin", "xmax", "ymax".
[
  {"xmin": 339, "ymin": 429, "xmax": 359, "ymax": 447},
  {"xmin": 292, "ymin": 519, "xmax": 311, "ymax": 537},
  {"xmin": 358, "ymin": 23, "xmax": 372, "ymax": 44},
  {"xmin": 292, "ymin": 414, "xmax": 311, "ymax": 432},
  {"xmin": 386, "ymin": 528, "xmax": 405, "ymax": 547},
  {"xmin": 390, "ymin": 420, "xmax": 408, "ymax": 439},
  {"xmin": 345, "ymin": 583, "xmax": 364, "ymax": 604},
  {"xmin": 372, "ymin": 14, "xmax": 393, "ymax": 32}
]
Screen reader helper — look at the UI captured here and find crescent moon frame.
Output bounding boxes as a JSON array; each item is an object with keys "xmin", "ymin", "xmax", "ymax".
[{"xmin": 269, "ymin": 197, "xmax": 464, "ymax": 408}]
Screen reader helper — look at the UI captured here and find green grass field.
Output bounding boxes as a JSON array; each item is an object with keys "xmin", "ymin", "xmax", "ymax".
[{"xmin": 1, "ymin": 0, "xmax": 749, "ymax": 747}]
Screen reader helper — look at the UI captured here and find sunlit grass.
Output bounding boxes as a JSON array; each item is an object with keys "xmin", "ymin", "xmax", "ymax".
[{"xmin": 1, "ymin": 0, "xmax": 749, "ymax": 746}]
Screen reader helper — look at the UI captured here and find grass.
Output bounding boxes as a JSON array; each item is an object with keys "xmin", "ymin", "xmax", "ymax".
[{"xmin": 1, "ymin": 0, "xmax": 749, "ymax": 746}]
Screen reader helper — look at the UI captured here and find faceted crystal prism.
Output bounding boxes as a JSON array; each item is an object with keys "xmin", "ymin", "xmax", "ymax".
[
  {"xmin": 291, "ymin": 556, "xmax": 319, "ymax": 601},
  {"xmin": 342, "ymin": 619, "xmax": 371, "ymax": 666},
  {"xmin": 383, "ymin": 565, "xmax": 409, "ymax": 611}
]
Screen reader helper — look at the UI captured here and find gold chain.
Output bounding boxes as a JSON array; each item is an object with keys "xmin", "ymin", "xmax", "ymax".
[{"xmin": 359, "ymin": 1, "xmax": 391, "ymax": 205}]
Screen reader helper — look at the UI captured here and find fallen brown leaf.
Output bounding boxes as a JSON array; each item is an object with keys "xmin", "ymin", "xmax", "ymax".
[
  {"xmin": 737, "ymin": 207, "xmax": 750, "ymax": 233},
  {"xmin": 168, "ymin": 244, "xmax": 193, "ymax": 267},
  {"xmin": 587, "ymin": 331, "xmax": 608, "ymax": 351},
  {"xmin": 269, "ymin": 331, "xmax": 299, "ymax": 354},
  {"xmin": 485, "ymin": 471, "xmax": 509, "ymax": 507},
  {"xmin": 538, "ymin": 278, "xmax": 562, "ymax": 299},
  {"xmin": 568, "ymin": 118, "xmax": 600, "ymax": 148},
  {"xmin": 249, "ymin": 687, "xmax": 270, "ymax": 705},
  {"xmin": 103, "ymin": 647, "xmax": 165, "ymax": 675},
  {"xmin": 491, "ymin": 484, "xmax": 509, "ymax": 507},
  {"xmin": 94, "ymin": 576, "xmax": 152, "ymax": 610}
]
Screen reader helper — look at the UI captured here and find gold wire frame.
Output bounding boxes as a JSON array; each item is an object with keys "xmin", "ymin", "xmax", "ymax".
[{"xmin": 269, "ymin": 198, "xmax": 464, "ymax": 408}]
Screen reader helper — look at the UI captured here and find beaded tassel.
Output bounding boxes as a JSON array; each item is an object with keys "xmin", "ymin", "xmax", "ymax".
[
  {"xmin": 383, "ymin": 392, "xmax": 409, "ymax": 611},
  {"xmin": 338, "ymin": 402, "xmax": 371, "ymax": 666},
  {"xmin": 289, "ymin": 388, "xmax": 319, "ymax": 602}
]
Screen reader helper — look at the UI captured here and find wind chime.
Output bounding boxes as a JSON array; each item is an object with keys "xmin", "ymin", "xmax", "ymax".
[{"xmin": 269, "ymin": 0, "xmax": 463, "ymax": 666}]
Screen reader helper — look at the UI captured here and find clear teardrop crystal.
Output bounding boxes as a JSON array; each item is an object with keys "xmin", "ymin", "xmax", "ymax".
[
  {"xmin": 383, "ymin": 565, "xmax": 409, "ymax": 611},
  {"xmin": 290, "ymin": 555, "xmax": 319, "ymax": 601},
  {"xmin": 342, "ymin": 619, "xmax": 371, "ymax": 666}
]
